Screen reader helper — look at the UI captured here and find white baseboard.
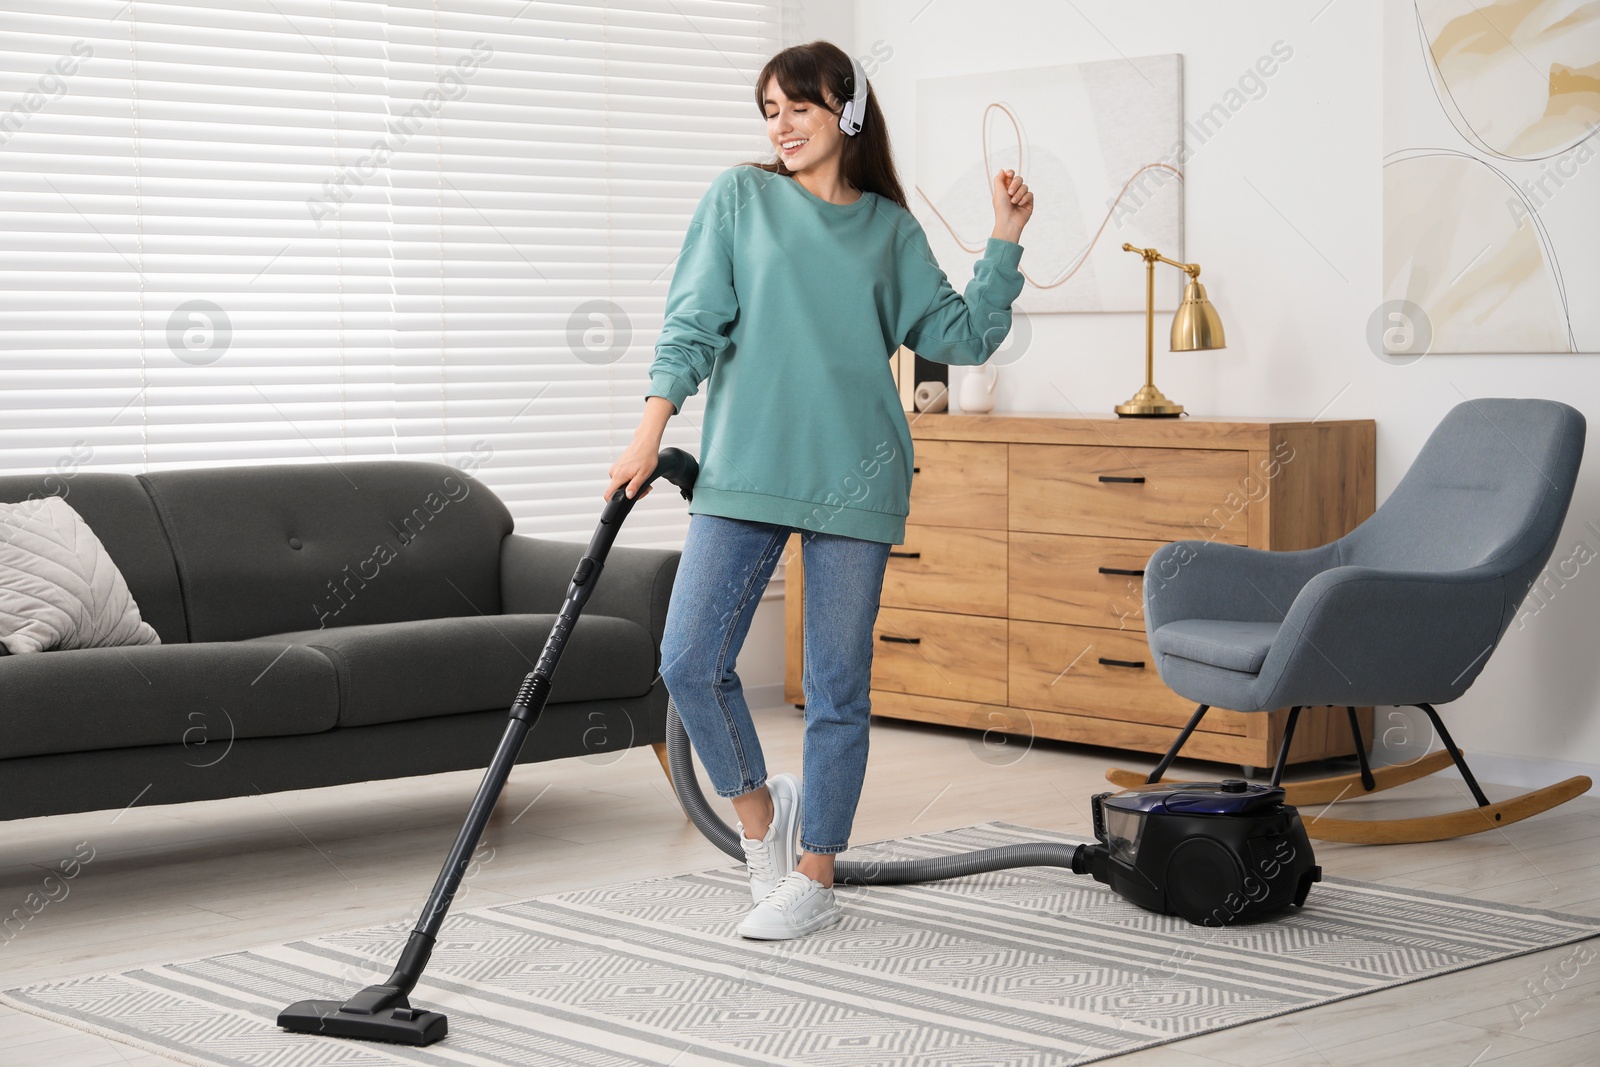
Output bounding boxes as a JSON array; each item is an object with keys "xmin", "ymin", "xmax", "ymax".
[
  {"xmin": 1374, "ymin": 739, "xmax": 1599, "ymax": 797},
  {"xmin": 744, "ymin": 683, "xmax": 792, "ymax": 713}
]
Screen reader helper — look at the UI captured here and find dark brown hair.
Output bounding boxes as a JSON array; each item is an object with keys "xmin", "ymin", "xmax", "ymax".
[{"xmin": 741, "ymin": 40, "xmax": 908, "ymax": 212}]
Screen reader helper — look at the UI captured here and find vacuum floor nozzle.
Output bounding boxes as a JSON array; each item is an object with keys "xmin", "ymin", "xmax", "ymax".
[{"xmin": 277, "ymin": 996, "xmax": 447, "ymax": 1046}]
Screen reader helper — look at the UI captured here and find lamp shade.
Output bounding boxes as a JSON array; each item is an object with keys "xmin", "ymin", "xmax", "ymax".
[{"xmin": 1170, "ymin": 279, "xmax": 1225, "ymax": 351}]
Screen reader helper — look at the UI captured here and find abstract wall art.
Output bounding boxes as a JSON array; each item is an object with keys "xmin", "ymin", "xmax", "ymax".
[
  {"xmin": 915, "ymin": 54, "xmax": 1185, "ymax": 314},
  {"xmin": 1384, "ymin": 0, "xmax": 1600, "ymax": 354}
]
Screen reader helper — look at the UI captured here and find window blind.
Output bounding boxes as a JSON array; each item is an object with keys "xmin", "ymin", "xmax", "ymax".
[
  {"xmin": 0, "ymin": 0, "xmax": 784, "ymax": 550},
  {"xmin": 385, "ymin": 0, "xmax": 783, "ymax": 546},
  {"xmin": 0, "ymin": 0, "xmax": 397, "ymax": 472}
]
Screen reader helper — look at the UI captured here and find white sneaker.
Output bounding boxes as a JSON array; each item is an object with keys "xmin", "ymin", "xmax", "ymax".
[
  {"xmin": 738, "ymin": 870, "xmax": 842, "ymax": 940},
  {"xmin": 737, "ymin": 772, "xmax": 801, "ymax": 903}
]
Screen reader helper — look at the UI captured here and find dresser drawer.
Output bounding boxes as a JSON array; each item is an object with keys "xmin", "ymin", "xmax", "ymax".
[
  {"xmin": 1010, "ymin": 532, "xmax": 1155, "ymax": 631},
  {"xmin": 908, "ymin": 439, "xmax": 1007, "ymax": 530},
  {"xmin": 1009, "ymin": 619, "xmax": 1247, "ymax": 734},
  {"xmin": 883, "ymin": 524, "xmax": 1007, "ymax": 617},
  {"xmin": 870, "ymin": 606, "xmax": 1007, "ymax": 705},
  {"xmin": 1009, "ymin": 444, "xmax": 1250, "ymax": 545}
]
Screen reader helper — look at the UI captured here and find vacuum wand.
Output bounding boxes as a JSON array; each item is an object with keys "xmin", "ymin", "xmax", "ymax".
[{"xmin": 277, "ymin": 448, "xmax": 698, "ymax": 1047}]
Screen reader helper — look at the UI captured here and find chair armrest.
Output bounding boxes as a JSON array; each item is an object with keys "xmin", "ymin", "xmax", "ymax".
[
  {"xmin": 1257, "ymin": 564, "xmax": 1508, "ymax": 707},
  {"xmin": 1143, "ymin": 540, "xmax": 1339, "ymax": 634},
  {"xmin": 499, "ymin": 533, "xmax": 681, "ymax": 651}
]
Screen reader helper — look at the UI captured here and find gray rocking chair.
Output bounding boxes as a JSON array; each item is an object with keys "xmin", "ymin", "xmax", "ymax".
[{"xmin": 1107, "ymin": 398, "xmax": 1591, "ymax": 843}]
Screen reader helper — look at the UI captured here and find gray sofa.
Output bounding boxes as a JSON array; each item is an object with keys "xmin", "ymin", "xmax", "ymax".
[{"xmin": 0, "ymin": 460, "xmax": 680, "ymax": 823}]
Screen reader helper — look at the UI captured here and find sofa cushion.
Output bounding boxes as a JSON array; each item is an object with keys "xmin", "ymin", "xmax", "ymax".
[
  {"xmin": 1151, "ymin": 619, "xmax": 1281, "ymax": 675},
  {"xmin": 0, "ymin": 496, "xmax": 161, "ymax": 654},
  {"xmin": 245, "ymin": 613, "xmax": 656, "ymax": 728},
  {"xmin": 0, "ymin": 642, "xmax": 339, "ymax": 760},
  {"xmin": 0, "ymin": 473, "xmax": 188, "ymax": 644},
  {"xmin": 139, "ymin": 461, "xmax": 513, "ymax": 643}
]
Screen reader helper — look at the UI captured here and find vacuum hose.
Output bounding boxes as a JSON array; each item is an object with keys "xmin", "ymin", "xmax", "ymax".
[
  {"xmin": 649, "ymin": 445, "xmax": 1090, "ymax": 886},
  {"xmin": 664, "ymin": 697, "xmax": 1091, "ymax": 885}
]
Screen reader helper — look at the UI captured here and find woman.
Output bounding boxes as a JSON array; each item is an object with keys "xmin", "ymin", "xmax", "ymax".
[{"xmin": 604, "ymin": 40, "xmax": 1033, "ymax": 940}]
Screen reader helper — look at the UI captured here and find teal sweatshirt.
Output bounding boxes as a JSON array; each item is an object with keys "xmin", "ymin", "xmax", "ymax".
[{"xmin": 646, "ymin": 165, "xmax": 1026, "ymax": 544}]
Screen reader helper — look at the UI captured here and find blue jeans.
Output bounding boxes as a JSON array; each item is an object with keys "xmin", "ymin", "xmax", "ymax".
[{"xmin": 659, "ymin": 513, "xmax": 893, "ymax": 855}]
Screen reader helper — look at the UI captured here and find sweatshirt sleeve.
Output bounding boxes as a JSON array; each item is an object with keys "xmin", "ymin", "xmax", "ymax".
[
  {"xmin": 645, "ymin": 170, "xmax": 742, "ymax": 414},
  {"xmin": 898, "ymin": 222, "xmax": 1025, "ymax": 366}
]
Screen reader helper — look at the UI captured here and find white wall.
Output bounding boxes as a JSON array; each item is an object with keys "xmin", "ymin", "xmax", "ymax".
[{"xmin": 756, "ymin": 0, "xmax": 1600, "ymax": 784}]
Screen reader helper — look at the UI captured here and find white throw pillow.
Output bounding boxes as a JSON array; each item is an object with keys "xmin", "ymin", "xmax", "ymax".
[{"xmin": 0, "ymin": 495, "xmax": 161, "ymax": 654}]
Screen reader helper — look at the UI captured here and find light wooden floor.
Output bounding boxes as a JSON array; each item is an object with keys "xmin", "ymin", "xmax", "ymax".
[{"xmin": 2, "ymin": 706, "xmax": 1597, "ymax": 1066}]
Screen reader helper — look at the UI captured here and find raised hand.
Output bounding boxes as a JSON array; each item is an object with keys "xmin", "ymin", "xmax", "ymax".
[{"xmin": 991, "ymin": 168, "xmax": 1033, "ymax": 243}]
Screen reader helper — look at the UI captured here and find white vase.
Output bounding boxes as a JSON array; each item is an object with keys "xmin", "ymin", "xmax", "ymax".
[{"xmin": 959, "ymin": 364, "xmax": 998, "ymax": 413}]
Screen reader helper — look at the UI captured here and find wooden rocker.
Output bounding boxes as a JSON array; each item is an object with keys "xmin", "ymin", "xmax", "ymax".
[
  {"xmin": 1106, "ymin": 712, "xmax": 1461, "ymax": 807},
  {"xmin": 1105, "ymin": 398, "xmax": 1593, "ymax": 845}
]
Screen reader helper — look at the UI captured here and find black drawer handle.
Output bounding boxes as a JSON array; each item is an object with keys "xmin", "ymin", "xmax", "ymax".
[
  {"xmin": 1097, "ymin": 475, "xmax": 1145, "ymax": 484},
  {"xmin": 1098, "ymin": 656, "xmax": 1145, "ymax": 669},
  {"xmin": 879, "ymin": 634, "xmax": 921, "ymax": 644},
  {"xmin": 1097, "ymin": 566, "xmax": 1145, "ymax": 577},
  {"xmin": 888, "ymin": 550, "xmax": 921, "ymax": 558},
  {"xmin": 912, "ymin": 466, "xmax": 921, "ymax": 473}
]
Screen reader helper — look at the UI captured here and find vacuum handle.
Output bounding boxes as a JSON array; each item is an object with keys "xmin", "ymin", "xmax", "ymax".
[
  {"xmin": 642, "ymin": 446, "xmax": 699, "ymax": 502},
  {"xmin": 595, "ymin": 446, "xmax": 697, "ymax": 540}
]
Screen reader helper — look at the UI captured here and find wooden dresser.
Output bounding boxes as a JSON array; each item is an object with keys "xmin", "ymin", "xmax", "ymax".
[{"xmin": 782, "ymin": 412, "xmax": 1377, "ymax": 771}]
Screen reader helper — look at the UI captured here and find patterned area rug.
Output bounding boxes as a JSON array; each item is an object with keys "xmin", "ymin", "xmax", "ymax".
[{"xmin": 5, "ymin": 821, "xmax": 1598, "ymax": 1066}]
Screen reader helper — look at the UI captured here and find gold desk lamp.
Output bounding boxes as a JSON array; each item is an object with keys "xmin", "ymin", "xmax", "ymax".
[{"xmin": 1115, "ymin": 242, "xmax": 1226, "ymax": 417}]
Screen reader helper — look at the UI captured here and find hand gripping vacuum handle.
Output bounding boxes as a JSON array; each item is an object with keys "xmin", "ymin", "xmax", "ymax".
[{"xmin": 640, "ymin": 446, "xmax": 698, "ymax": 503}]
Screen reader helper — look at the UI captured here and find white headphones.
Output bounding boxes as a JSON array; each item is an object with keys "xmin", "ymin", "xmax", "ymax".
[{"xmin": 838, "ymin": 55, "xmax": 868, "ymax": 137}]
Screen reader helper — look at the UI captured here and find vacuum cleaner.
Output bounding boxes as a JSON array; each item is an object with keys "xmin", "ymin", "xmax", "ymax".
[{"xmin": 278, "ymin": 446, "xmax": 1320, "ymax": 1048}]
